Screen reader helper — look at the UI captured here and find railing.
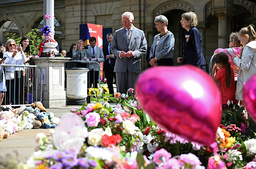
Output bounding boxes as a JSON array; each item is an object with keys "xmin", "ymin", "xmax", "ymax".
[{"xmin": 0, "ymin": 64, "xmax": 43, "ymax": 107}]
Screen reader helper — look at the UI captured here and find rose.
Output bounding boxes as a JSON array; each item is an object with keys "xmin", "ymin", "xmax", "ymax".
[
  {"xmin": 88, "ymin": 133, "xmax": 102, "ymax": 146},
  {"xmin": 115, "ymin": 92, "xmax": 121, "ymax": 99},
  {"xmin": 123, "ymin": 120, "xmax": 136, "ymax": 135},
  {"xmin": 85, "ymin": 112, "xmax": 100, "ymax": 127}
]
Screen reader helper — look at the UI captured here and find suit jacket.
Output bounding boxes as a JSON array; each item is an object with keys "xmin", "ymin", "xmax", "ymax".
[
  {"xmin": 85, "ymin": 45, "xmax": 104, "ymax": 71},
  {"xmin": 111, "ymin": 26, "xmax": 147, "ymax": 73},
  {"xmin": 103, "ymin": 43, "xmax": 115, "ymax": 71}
]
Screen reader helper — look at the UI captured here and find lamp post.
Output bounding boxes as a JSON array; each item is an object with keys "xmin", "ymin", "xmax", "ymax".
[{"xmin": 44, "ymin": 0, "xmax": 55, "ymax": 39}]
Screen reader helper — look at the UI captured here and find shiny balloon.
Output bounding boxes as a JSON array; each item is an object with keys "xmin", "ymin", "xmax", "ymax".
[
  {"xmin": 136, "ymin": 65, "xmax": 222, "ymax": 146},
  {"xmin": 243, "ymin": 74, "xmax": 256, "ymax": 122}
]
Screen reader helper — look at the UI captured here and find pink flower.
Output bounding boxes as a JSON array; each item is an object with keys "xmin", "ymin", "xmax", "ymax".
[
  {"xmin": 154, "ymin": 148, "xmax": 171, "ymax": 164},
  {"xmin": 85, "ymin": 112, "xmax": 100, "ymax": 127},
  {"xmin": 71, "ymin": 108, "xmax": 77, "ymax": 112},
  {"xmin": 45, "ymin": 14, "xmax": 50, "ymax": 19},
  {"xmin": 164, "ymin": 158, "xmax": 180, "ymax": 169},
  {"xmin": 179, "ymin": 153, "xmax": 201, "ymax": 166},
  {"xmin": 129, "ymin": 114, "xmax": 140, "ymax": 123}
]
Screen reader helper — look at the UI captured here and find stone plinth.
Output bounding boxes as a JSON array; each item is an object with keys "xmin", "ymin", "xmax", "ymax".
[{"xmin": 34, "ymin": 57, "xmax": 71, "ymax": 108}]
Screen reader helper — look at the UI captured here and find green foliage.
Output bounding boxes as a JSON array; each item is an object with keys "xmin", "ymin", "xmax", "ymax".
[
  {"xmin": 6, "ymin": 33, "xmax": 21, "ymax": 44},
  {"xmin": 6, "ymin": 28, "xmax": 43, "ymax": 56},
  {"xmin": 26, "ymin": 28, "xmax": 43, "ymax": 56}
]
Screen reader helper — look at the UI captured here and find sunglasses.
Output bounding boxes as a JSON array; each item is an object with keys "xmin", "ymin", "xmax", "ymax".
[{"xmin": 9, "ymin": 44, "xmax": 16, "ymax": 47}]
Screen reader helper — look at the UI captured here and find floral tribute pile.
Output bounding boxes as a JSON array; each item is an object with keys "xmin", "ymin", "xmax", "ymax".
[{"xmin": 5, "ymin": 86, "xmax": 256, "ymax": 169}]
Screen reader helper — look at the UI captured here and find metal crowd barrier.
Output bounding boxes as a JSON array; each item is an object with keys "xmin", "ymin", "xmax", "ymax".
[{"xmin": 0, "ymin": 64, "xmax": 43, "ymax": 107}]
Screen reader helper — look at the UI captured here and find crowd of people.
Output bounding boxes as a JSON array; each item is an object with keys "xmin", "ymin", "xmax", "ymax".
[{"xmin": 1, "ymin": 11, "xmax": 256, "ymax": 109}]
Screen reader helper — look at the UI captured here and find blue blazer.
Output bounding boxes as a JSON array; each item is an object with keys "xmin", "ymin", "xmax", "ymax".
[{"xmin": 182, "ymin": 27, "xmax": 206, "ymax": 68}]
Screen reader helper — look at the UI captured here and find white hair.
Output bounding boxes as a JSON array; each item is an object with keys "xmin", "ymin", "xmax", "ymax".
[{"xmin": 122, "ymin": 12, "xmax": 134, "ymax": 22}]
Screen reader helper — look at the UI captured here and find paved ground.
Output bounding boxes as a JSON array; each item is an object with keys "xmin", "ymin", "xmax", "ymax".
[{"xmin": 0, "ymin": 105, "xmax": 81, "ymax": 163}]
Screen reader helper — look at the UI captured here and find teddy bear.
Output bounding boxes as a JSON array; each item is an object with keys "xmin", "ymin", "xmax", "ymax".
[
  {"xmin": 38, "ymin": 112, "xmax": 56, "ymax": 129},
  {"xmin": 17, "ymin": 111, "xmax": 30, "ymax": 130},
  {"xmin": 0, "ymin": 126, "xmax": 9, "ymax": 140},
  {"xmin": 31, "ymin": 102, "xmax": 47, "ymax": 112},
  {"xmin": 25, "ymin": 113, "xmax": 42, "ymax": 129},
  {"xmin": 48, "ymin": 112, "xmax": 60, "ymax": 126}
]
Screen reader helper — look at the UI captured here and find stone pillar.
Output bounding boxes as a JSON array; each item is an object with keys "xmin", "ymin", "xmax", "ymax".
[
  {"xmin": 216, "ymin": 14, "xmax": 227, "ymax": 48},
  {"xmin": 33, "ymin": 57, "xmax": 70, "ymax": 108}
]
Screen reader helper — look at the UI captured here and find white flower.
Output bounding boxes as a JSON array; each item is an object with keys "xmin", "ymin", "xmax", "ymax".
[
  {"xmin": 86, "ymin": 147, "xmax": 113, "ymax": 161},
  {"xmin": 35, "ymin": 133, "xmax": 47, "ymax": 146},
  {"xmin": 88, "ymin": 133, "xmax": 102, "ymax": 146},
  {"xmin": 147, "ymin": 142, "xmax": 159, "ymax": 153},
  {"xmin": 143, "ymin": 134, "xmax": 154, "ymax": 144},
  {"xmin": 123, "ymin": 120, "xmax": 136, "ymax": 135},
  {"xmin": 103, "ymin": 127, "xmax": 112, "ymax": 136},
  {"xmin": 244, "ymin": 139, "xmax": 256, "ymax": 156},
  {"xmin": 216, "ymin": 127, "xmax": 225, "ymax": 140},
  {"xmin": 226, "ymin": 149, "xmax": 242, "ymax": 163}
]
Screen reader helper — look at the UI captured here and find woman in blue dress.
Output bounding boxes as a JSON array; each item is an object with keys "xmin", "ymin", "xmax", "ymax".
[{"xmin": 177, "ymin": 11, "xmax": 206, "ymax": 71}]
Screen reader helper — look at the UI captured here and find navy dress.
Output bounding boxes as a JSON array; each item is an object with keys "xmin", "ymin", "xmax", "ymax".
[{"xmin": 182, "ymin": 27, "xmax": 206, "ymax": 71}]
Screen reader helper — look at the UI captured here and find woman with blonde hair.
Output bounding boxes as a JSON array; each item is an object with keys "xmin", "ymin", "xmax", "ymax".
[
  {"xmin": 232, "ymin": 25, "xmax": 256, "ymax": 105},
  {"xmin": 177, "ymin": 11, "xmax": 206, "ymax": 70},
  {"xmin": 73, "ymin": 39, "xmax": 87, "ymax": 61}
]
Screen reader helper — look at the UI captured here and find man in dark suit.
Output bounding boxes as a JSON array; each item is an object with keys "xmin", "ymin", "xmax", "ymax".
[
  {"xmin": 111, "ymin": 12, "xmax": 147, "ymax": 94},
  {"xmin": 103, "ymin": 33, "xmax": 115, "ymax": 95}
]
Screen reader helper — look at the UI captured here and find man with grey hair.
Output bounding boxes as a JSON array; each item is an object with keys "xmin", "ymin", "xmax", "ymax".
[{"xmin": 111, "ymin": 11, "xmax": 147, "ymax": 93}]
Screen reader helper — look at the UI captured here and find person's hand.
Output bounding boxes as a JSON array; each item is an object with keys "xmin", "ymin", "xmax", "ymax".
[
  {"xmin": 16, "ymin": 44, "xmax": 22, "ymax": 52},
  {"xmin": 126, "ymin": 51, "xmax": 135, "ymax": 58},
  {"xmin": 110, "ymin": 54, "xmax": 114, "ymax": 58},
  {"xmin": 0, "ymin": 46, "xmax": 5, "ymax": 53},
  {"xmin": 12, "ymin": 50, "xmax": 18, "ymax": 57},
  {"xmin": 120, "ymin": 51, "xmax": 126, "ymax": 58},
  {"xmin": 149, "ymin": 58, "xmax": 158, "ymax": 67},
  {"xmin": 177, "ymin": 57, "xmax": 184, "ymax": 63}
]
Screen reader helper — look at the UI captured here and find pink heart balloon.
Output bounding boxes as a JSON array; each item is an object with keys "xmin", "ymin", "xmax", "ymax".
[
  {"xmin": 243, "ymin": 74, "xmax": 256, "ymax": 122},
  {"xmin": 136, "ymin": 65, "xmax": 222, "ymax": 146}
]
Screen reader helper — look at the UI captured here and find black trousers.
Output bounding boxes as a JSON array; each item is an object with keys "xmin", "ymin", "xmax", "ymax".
[
  {"xmin": 105, "ymin": 68, "xmax": 115, "ymax": 94},
  {"xmin": 87, "ymin": 70, "xmax": 99, "ymax": 89},
  {"xmin": 157, "ymin": 58, "xmax": 173, "ymax": 66}
]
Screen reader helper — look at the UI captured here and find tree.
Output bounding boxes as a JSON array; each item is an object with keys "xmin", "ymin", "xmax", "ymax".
[{"xmin": 6, "ymin": 28, "xmax": 43, "ymax": 56}]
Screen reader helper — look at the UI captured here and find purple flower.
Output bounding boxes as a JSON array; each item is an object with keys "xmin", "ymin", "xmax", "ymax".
[
  {"xmin": 154, "ymin": 148, "xmax": 171, "ymax": 164},
  {"xmin": 53, "ymin": 151, "xmax": 65, "ymax": 162},
  {"xmin": 40, "ymin": 25, "xmax": 51, "ymax": 36},
  {"xmin": 85, "ymin": 112, "xmax": 100, "ymax": 127},
  {"xmin": 115, "ymin": 114, "xmax": 123, "ymax": 123},
  {"xmin": 88, "ymin": 159, "xmax": 98, "ymax": 167},
  {"xmin": 50, "ymin": 163, "xmax": 63, "ymax": 169},
  {"xmin": 81, "ymin": 110, "xmax": 89, "ymax": 116},
  {"xmin": 78, "ymin": 158, "xmax": 88, "ymax": 167},
  {"xmin": 71, "ymin": 108, "xmax": 77, "ymax": 112},
  {"xmin": 62, "ymin": 154, "xmax": 78, "ymax": 167}
]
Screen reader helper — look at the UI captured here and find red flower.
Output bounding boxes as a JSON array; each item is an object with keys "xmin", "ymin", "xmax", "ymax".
[
  {"xmin": 99, "ymin": 118, "xmax": 107, "ymax": 125},
  {"xmin": 101, "ymin": 134, "xmax": 122, "ymax": 147},
  {"xmin": 156, "ymin": 129, "xmax": 166, "ymax": 135},
  {"xmin": 115, "ymin": 92, "xmax": 121, "ymax": 99},
  {"xmin": 144, "ymin": 127, "xmax": 150, "ymax": 135}
]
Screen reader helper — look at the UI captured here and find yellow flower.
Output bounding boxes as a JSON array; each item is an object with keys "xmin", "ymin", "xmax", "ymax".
[
  {"xmin": 92, "ymin": 102, "xmax": 102, "ymax": 110},
  {"xmin": 88, "ymin": 88, "xmax": 99, "ymax": 96},
  {"xmin": 226, "ymin": 137, "xmax": 236, "ymax": 148},
  {"xmin": 103, "ymin": 86, "xmax": 109, "ymax": 94}
]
